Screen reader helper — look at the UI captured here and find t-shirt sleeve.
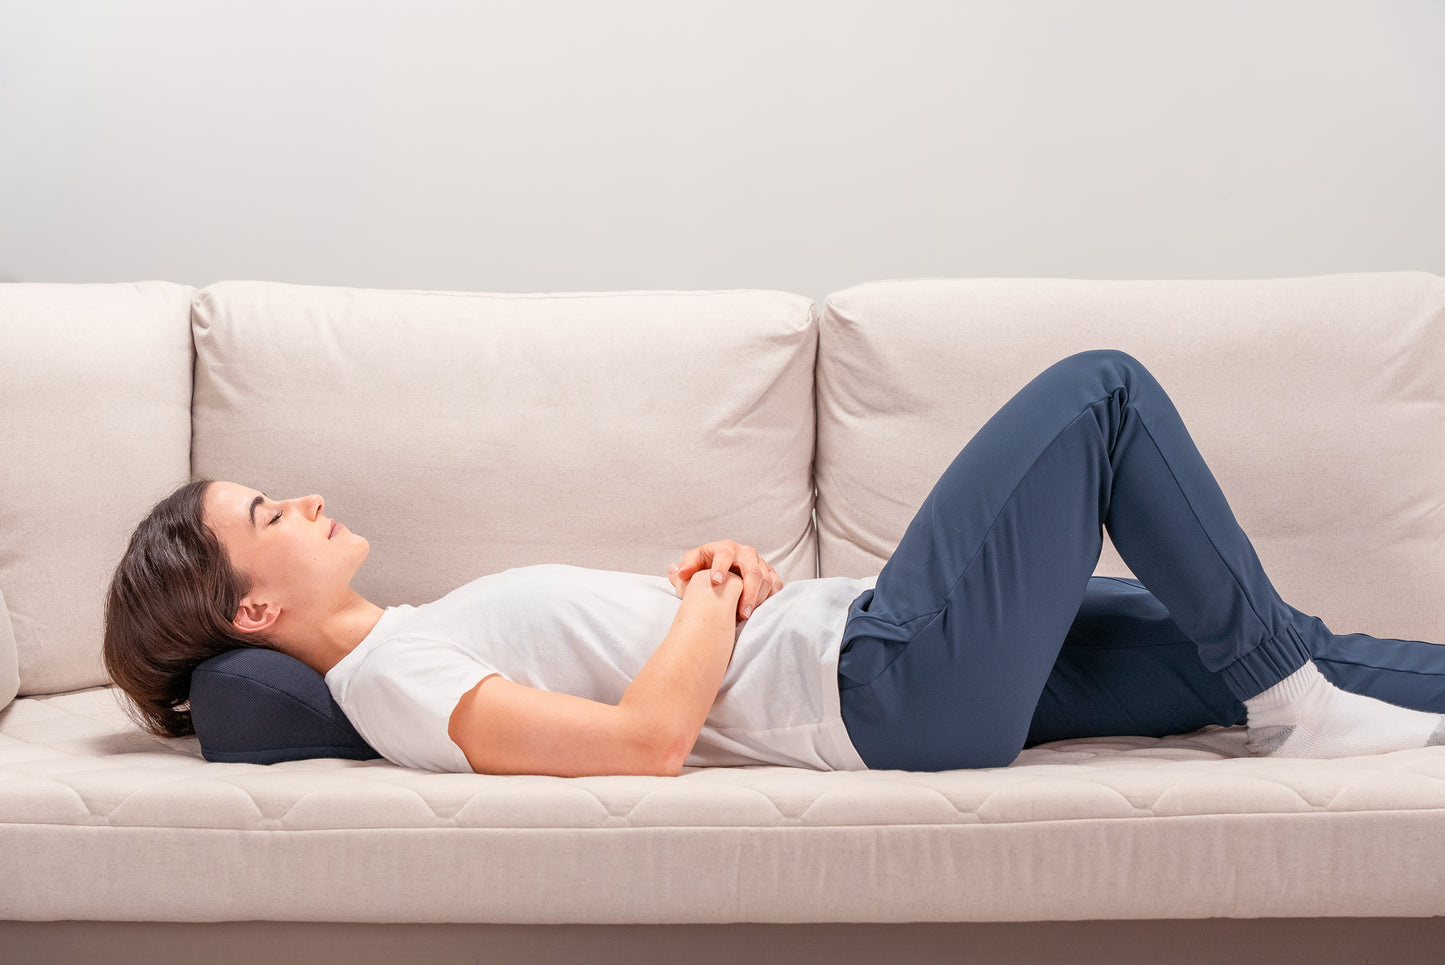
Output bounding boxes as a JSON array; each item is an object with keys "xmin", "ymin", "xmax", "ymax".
[{"xmin": 338, "ymin": 635, "xmax": 498, "ymax": 773}]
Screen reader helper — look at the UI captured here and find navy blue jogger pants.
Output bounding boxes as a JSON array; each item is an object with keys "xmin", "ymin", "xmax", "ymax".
[{"xmin": 837, "ymin": 349, "xmax": 1445, "ymax": 770}]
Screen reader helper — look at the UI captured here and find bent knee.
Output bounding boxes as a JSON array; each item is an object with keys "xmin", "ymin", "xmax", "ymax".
[
  {"xmin": 1060, "ymin": 347, "xmax": 1143, "ymax": 374},
  {"xmin": 1050, "ymin": 348, "xmax": 1159, "ymax": 396}
]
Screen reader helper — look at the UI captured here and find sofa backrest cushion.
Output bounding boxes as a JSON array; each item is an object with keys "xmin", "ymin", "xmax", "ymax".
[
  {"xmin": 190, "ymin": 282, "xmax": 820, "ymax": 613},
  {"xmin": 0, "ymin": 282, "xmax": 195, "ymax": 695},
  {"xmin": 815, "ymin": 272, "xmax": 1445, "ymax": 645}
]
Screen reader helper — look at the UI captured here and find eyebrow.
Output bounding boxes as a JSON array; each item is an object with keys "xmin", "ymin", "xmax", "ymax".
[{"xmin": 248, "ymin": 494, "xmax": 266, "ymax": 528}]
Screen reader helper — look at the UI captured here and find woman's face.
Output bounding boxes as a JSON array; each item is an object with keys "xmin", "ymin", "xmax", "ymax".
[{"xmin": 203, "ymin": 481, "xmax": 370, "ymax": 629}]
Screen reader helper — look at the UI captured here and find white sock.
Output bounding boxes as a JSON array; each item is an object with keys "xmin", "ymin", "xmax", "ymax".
[{"xmin": 1244, "ymin": 661, "xmax": 1445, "ymax": 758}]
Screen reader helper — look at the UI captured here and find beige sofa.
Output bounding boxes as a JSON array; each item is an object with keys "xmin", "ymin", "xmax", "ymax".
[{"xmin": 3, "ymin": 274, "xmax": 1444, "ymax": 963}]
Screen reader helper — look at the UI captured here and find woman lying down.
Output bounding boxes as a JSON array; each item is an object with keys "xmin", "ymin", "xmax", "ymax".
[{"xmin": 104, "ymin": 351, "xmax": 1445, "ymax": 776}]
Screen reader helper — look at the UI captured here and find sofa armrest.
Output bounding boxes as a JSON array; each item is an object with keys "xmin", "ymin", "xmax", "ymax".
[{"xmin": 0, "ymin": 584, "xmax": 17, "ymax": 710}]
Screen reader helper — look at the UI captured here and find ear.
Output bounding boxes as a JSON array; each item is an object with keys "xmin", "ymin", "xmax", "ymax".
[{"xmin": 233, "ymin": 598, "xmax": 281, "ymax": 636}]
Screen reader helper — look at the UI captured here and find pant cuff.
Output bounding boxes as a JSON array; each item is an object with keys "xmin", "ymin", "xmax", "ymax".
[{"xmin": 1218, "ymin": 623, "xmax": 1312, "ymax": 701}]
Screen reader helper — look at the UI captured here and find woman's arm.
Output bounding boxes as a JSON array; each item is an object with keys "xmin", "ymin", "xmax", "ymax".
[{"xmin": 447, "ymin": 569, "xmax": 744, "ymax": 777}]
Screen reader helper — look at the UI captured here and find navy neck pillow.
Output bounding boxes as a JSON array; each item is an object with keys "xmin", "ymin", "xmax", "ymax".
[{"xmin": 188, "ymin": 648, "xmax": 381, "ymax": 764}]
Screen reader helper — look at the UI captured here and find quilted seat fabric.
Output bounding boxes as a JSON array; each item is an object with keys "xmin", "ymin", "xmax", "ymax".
[{"xmin": 4, "ymin": 688, "xmax": 1445, "ymax": 923}]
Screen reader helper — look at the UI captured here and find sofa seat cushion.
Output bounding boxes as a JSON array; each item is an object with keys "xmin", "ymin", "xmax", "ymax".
[{"xmin": 4, "ymin": 687, "xmax": 1445, "ymax": 923}]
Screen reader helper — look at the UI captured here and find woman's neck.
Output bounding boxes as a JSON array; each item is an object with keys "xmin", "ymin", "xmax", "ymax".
[{"xmin": 283, "ymin": 591, "xmax": 386, "ymax": 677}]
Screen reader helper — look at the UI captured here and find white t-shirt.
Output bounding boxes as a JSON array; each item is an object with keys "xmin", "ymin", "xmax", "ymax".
[{"xmin": 324, "ymin": 564, "xmax": 876, "ymax": 773}]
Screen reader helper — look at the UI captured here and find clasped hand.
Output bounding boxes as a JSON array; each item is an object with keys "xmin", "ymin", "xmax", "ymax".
[{"xmin": 667, "ymin": 540, "xmax": 784, "ymax": 623}]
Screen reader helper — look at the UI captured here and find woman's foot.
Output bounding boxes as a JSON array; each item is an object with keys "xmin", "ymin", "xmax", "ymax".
[{"xmin": 1245, "ymin": 661, "xmax": 1445, "ymax": 758}]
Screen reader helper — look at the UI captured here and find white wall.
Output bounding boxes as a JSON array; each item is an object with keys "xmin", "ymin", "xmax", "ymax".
[{"xmin": 2, "ymin": 0, "xmax": 1441, "ymax": 303}]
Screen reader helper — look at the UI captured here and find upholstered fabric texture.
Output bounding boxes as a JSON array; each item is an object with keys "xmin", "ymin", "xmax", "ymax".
[
  {"xmin": 0, "ymin": 282, "xmax": 194, "ymax": 695},
  {"xmin": 816, "ymin": 272, "xmax": 1445, "ymax": 645},
  {"xmin": 190, "ymin": 282, "xmax": 820, "ymax": 611},
  {"xmin": 4, "ymin": 688, "xmax": 1445, "ymax": 923}
]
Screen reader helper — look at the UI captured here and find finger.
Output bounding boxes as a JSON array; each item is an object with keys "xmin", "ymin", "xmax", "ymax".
[
  {"xmin": 710, "ymin": 541, "xmax": 737, "ymax": 584},
  {"xmin": 667, "ymin": 563, "xmax": 684, "ymax": 597},
  {"xmin": 732, "ymin": 544, "xmax": 762, "ymax": 608},
  {"xmin": 675, "ymin": 546, "xmax": 712, "ymax": 584},
  {"xmin": 753, "ymin": 561, "xmax": 776, "ymax": 595},
  {"xmin": 739, "ymin": 562, "xmax": 763, "ymax": 619}
]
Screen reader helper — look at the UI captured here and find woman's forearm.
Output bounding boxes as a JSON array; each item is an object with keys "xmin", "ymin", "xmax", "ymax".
[{"xmin": 619, "ymin": 570, "xmax": 743, "ymax": 774}]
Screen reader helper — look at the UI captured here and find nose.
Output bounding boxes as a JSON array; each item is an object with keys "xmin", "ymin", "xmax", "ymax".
[{"xmin": 295, "ymin": 493, "xmax": 324, "ymax": 519}]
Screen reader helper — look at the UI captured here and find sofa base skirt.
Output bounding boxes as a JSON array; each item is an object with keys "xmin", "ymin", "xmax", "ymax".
[{"xmin": 4, "ymin": 918, "xmax": 1443, "ymax": 965}]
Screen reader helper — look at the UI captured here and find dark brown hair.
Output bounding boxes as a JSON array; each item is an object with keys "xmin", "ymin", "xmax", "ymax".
[{"xmin": 103, "ymin": 479, "xmax": 265, "ymax": 738}]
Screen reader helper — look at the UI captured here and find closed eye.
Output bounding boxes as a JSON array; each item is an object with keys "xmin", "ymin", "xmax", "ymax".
[{"xmin": 269, "ymin": 511, "xmax": 283, "ymax": 526}]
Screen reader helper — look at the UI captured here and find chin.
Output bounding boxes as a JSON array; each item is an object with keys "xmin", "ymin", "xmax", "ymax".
[{"xmin": 346, "ymin": 541, "xmax": 371, "ymax": 583}]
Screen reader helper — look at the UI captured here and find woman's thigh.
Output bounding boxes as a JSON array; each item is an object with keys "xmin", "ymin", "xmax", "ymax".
[
  {"xmin": 837, "ymin": 352, "xmax": 1135, "ymax": 769},
  {"xmin": 1025, "ymin": 577, "xmax": 1245, "ymax": 746}
]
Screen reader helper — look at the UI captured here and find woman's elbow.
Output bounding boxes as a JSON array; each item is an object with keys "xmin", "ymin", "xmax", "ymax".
[
  {"xmin": 647, "ymin": 730, "xmax": 691, "ymax": 777},
  {"xmin": 615, "ymin": 706, "xmax": 691, "ymax": 777},
  {"xmin": 656, "ymin": 739, "xmax": 687, "ymax": 774}
]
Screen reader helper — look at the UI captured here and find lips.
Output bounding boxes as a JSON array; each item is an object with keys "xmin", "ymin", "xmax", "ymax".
[{"xmin": 328, "ymin": 521, "xmax": 340, "ymax": 539}]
